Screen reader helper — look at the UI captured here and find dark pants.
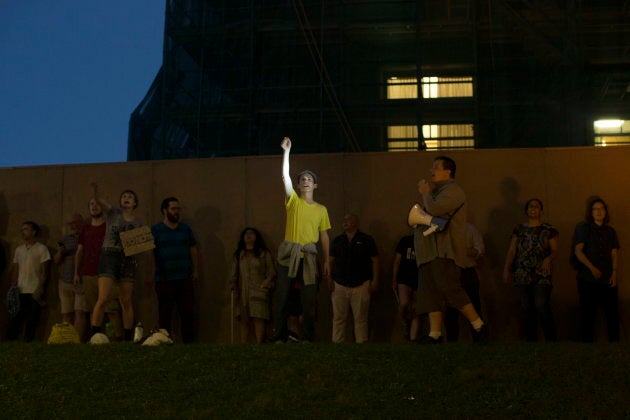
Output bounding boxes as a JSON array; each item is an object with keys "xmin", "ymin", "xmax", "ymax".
[
  {"xmin": 516, "ymin": 284, "xmax": 556, "ymax": 342},
  {"xmin": 6, "ymin": 294, "xmax": 42, "ymax": 342},
  {"xmin": 272, "ymin": 263, "xmax": 317, "ymax": 341},
  {"xmin": 578, "ymin": 277, "xmax": 619, "ymax": 342},
  {"xmin": 445, "ymin": 267, "xmax": 481, "ymax": 341},
  {"xmin": 155, "ymin": 279, "xmax": 196, "ymax": 343}
]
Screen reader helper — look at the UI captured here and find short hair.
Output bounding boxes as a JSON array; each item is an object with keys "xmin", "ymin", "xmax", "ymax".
[
  {"xmin": 524, "ymin": 198, "xmax": 544, "ymax": 213},
  {"xmin": 296, "ymin": 170, "xmax": 318, "ymax": 184},
  {"xmin": 585, "ymin": 197, "xmax": 610, "ymax": 225},
  {"xmin": 22, "ymin": 221, "xmax": 41, "ymax": 236},
  {"xmin": 119, "ymin": 190, "xmax": 139, "ymax": 209},
  {"xmin": 160, "ymin": 197, "xmax": 179, "ymax": 213},
  {"xmin": 434, "ymin": 156, "xmax": 456, "ymax": 178}
]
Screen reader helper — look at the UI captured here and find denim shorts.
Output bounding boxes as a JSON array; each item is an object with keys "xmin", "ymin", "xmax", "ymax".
[{"xmin": 98, "ymin": 249, "xmax": 137, "ymax": 282}]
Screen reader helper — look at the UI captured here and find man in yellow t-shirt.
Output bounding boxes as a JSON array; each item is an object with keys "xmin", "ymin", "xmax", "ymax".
[{"xmin": 271, "ymin": 137, "xmax": 331, "ymax": 343}]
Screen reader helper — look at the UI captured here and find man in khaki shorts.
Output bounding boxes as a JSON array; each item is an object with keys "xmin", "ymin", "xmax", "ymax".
[
  {"xmin": 54, "ymin": 214, "xmax": 87, "ymax": 338},
  {"xmin": 74, "ymin": 198, "xmax": 122, "ymax": 341}
]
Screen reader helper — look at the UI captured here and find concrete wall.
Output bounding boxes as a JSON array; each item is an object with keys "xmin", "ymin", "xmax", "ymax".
[{"xmin": 1, "ymin": 146, "xmax": 628, "ymax": 342}]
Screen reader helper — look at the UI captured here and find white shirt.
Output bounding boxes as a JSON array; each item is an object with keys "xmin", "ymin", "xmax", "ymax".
[{"xmin": 13, "ymin": 242, "xmax": 51, "ymax": 293}]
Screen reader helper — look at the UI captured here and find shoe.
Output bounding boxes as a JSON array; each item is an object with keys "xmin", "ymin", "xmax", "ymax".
[
  {"xmin": 417, "ymin": 335, "xmax": 443, "ymax": 344},
  {"xmin": 287, "ymin": 330, "xmax": 300, "ymax": 344},
  {"xmin": 472, "ymin": 324, "xmax": 488, "ymax": 343}
]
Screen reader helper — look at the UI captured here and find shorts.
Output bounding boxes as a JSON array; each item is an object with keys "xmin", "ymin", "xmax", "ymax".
[
  {"xmin": 82, "ymin": 275, "xmax": 121, "ymax": 313},
  {"xmin": 58, "ymin": 281, "xmax": 87, "ymax": 314},
  {"xmin": 98, "ymin": 249, "xmax": 137, "ymax": 282},
  {"xmin": 417, "ymin": 258, "xmax": 470, "ymax": 315},
  {"xmin": 397, "ymin": 274, "xmax": 419, "ymax": 291}
]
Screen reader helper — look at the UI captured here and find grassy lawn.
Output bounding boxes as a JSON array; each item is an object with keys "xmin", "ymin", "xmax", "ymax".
[{"xmin": 1, "ymin": 342, "xmax": 629, "ymax": 418}]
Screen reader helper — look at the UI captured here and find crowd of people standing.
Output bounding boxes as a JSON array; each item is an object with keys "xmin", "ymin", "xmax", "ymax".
[{"xmin": 3, "ymin": 138, "xmax": 622, "ymax": 344}]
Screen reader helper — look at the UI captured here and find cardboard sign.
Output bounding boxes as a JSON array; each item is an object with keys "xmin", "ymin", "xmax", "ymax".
[{"xmin": 119, "ymin": 226, "xmax": 155, "ymax": 256}]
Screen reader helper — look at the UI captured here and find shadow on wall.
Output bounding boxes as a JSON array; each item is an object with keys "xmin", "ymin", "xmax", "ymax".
[
  {"xmin": 367, "ymin": 218, "xmax": 398, "ymax": 342},
  {"xmin": 482, "ymin": 177, "xmax": 524, "ymax": 341},
  {"xmin": 193, "ymin": 206, "xmax": 226, "ymax": 343}
]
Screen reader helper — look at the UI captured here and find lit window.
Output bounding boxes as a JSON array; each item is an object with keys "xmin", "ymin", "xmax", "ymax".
[
  {"xmin": 386, "ymin": 76, "xmax": 473, "ymax": 99},
  {"xmin": 386, "ymin": 124, "xmax": 474, "ymax": 151},
  {"xmin": 422, "ymin": 124, "xmax": 474, "ymax": 150},
  {"xmin": 593, "ymin": 119, "xmax": 629, "ymax": 147},
  {"xmin": 387, "ymin": 77, "xmax": 418, "ymax": 99},
  {"xmin": 421, "ymin": 76, "xmax": 473, "ymax": 98}
]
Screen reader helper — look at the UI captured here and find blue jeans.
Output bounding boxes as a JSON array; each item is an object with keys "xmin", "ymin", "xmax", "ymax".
[
  {"xmin": 272, "ymin": 262, "xmax": 318, "ymax": 341},
  {"xmin": 516, "ymin": 284, "xmax": 556, "ymax": 341}
]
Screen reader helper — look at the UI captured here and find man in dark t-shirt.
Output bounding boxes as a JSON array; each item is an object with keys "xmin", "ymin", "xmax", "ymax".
[
  {"xmin": 329, "ymin": 214, "xmax": 379, "ymax": 343},
  {"xmin": 150, "ymin": 197, "xmax": 198, "ymax": 343}
]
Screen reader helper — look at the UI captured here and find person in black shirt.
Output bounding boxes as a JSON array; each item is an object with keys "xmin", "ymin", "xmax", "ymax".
[
  {"xmin": 328, "ymin": 214, "xmax": 379, "ymax": 343},
  {"xmin": 392, "ymin": 234, "xmax": 420, "ymax": 341},
  {"xmin": 573, "ymin": 197, "xmax": 620, "ymax": 342}
]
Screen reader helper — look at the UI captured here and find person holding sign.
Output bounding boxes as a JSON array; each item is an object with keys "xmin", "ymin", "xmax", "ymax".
[{"xmin": 88, "ymin": 184, "xmax": 142, "ymax": 342}]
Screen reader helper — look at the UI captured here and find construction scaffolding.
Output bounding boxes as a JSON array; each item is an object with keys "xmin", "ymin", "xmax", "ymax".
[{"xmin": 128, "ymin": 0, "xmax": 630, "ymax": 160}]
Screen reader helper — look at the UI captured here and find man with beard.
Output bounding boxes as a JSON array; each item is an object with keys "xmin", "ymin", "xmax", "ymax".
[
  {"xmin": 6, "ymin": 221, "xmax": 51, "ymax": 341},
  {"xmin": 74, "ymin": 198, "xmax": 122, "ymax": 341},
  {"xmin": 149, "ymin": 197, "xmax": 199, "ymax": 342}
]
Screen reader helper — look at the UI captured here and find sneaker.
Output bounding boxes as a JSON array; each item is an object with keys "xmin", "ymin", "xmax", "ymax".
[
  {"xmin": 417, "ymin": 335, "xmax": 443, "ymax": 344},
  {"xmin": 287, "ymin": 331, "xmax": 300, "ymax": 344}
]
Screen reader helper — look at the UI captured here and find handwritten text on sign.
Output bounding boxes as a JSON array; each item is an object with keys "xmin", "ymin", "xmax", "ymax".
[{"xmin": 120, "ymin": 226, "xmax": 155, "ymax": 256}]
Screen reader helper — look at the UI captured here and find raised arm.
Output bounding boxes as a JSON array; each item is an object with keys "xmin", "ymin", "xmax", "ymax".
[
  {"xmin": 91, "ymin": 182, "xmax": 112, "ymax": 212},
  {"xmin": 419, "ymin": 181, "xmax": 464, "ymax": 218},
  {"xmin": 280, "ymin": 137, "xmax": 294, "ymax": 197}
]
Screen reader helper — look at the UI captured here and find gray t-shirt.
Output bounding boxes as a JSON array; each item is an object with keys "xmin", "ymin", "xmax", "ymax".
[{"xmin": 102, "ymin": 207, "xmax": 142, "ymax": 251}]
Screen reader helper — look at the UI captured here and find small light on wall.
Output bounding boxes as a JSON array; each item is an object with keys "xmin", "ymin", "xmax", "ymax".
[{"xmin": 594, "ymin": 119, "xmax": 624, "ymax": 129}]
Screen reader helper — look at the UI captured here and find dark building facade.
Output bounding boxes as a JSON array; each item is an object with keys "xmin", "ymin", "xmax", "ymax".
[{"xmin": 128, "ymin": 0, "xmax": 630, "ymax": 160}]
